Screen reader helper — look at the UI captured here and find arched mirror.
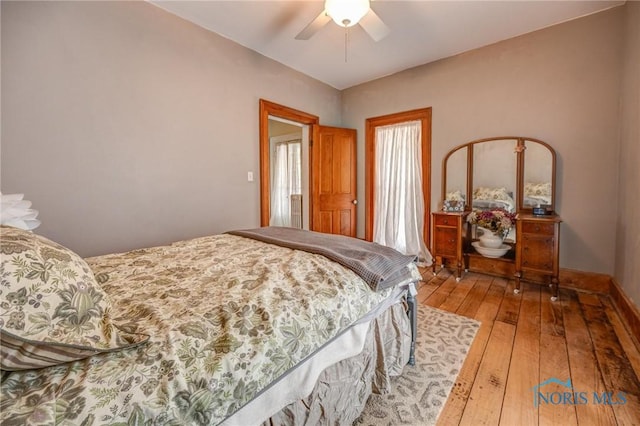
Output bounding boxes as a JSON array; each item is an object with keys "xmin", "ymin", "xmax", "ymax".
[
  {"xmin": 444, "ymin": 146, "xmax": 467, "ymax": 204},
  {"xmin": 471, "ymin": 139, "xmax": 517, "ymax": 212},
  {"xmin": 522, "ymin": 140, "xmax": 555, "ymax": 209},
  {"xmin": 442, "ymin": 136, "xmax": 556, "ymax": 214}
]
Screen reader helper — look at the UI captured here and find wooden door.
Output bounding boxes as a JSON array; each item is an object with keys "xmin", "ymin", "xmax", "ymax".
[{"xmin": 311, "ymin": 125, "xmax": 357, "ymax": 236}]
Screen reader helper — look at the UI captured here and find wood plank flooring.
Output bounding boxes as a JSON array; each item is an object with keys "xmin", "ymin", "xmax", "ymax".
[{"xmin": 417, "ymin": 268, "xmax": 640, "ymax": 426}]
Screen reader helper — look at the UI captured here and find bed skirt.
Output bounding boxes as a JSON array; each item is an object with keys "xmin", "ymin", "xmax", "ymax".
[{"xmin": 263, "ymin": 301, "xmax": 411, "ymax": 425}]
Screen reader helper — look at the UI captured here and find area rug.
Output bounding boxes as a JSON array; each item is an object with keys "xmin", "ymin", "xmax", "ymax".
[{"xmin": 355, "ymin": 305, "xmax": 480, "ymax": 426}]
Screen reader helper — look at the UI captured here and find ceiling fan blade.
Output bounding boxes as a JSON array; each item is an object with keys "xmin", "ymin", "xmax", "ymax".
[
  {"xmin": 295, "ymin": 11, "xmax": 331, "ymax": 40},
  {"xmin": 359, "ymin": 9, "xmax": 390, "ymax": 42}
]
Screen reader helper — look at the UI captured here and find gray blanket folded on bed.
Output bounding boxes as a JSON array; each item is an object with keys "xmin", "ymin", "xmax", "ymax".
[{"xmin": 228, "ymin": 227, "xmax": 417, "ymax": 292}]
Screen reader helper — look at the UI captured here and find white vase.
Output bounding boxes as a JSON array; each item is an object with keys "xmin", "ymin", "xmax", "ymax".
[{"xmin": 478, "ymin": 227, "xmax": 504, "ymax": 248}]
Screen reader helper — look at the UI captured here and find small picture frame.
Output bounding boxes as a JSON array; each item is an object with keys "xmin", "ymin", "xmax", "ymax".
[{"xmin": 443, "ymin": 199, "xmax": 464, "ymax": 212}]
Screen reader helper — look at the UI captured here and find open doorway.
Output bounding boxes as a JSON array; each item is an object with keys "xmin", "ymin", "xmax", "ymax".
[
  {"xmin": 268, "ymin": 117, "xmax": 309, "ymax": 229},
  {"xmin": 259, "ymin": 99, "xmax": 319, "ymax": 228},
  {"xmin": 259, "ymin": 99, "xmax": 358, "ymax": 236}
]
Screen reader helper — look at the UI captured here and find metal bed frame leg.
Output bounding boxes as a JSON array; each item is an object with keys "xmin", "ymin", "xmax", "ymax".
[{"xmin": 406, "ymin": 289, "xmax": 417, "ymax": 366}]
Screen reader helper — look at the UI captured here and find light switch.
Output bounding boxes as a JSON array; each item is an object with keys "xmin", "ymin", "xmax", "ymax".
[{"xmin": 247, "ymin": 171, "xmax": 254, "ymax": 182}]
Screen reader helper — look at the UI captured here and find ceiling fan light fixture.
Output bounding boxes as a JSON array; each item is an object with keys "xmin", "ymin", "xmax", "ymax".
[{"xmin": 325, "ymin": 0, "xmax": 370, "ymax": 28}]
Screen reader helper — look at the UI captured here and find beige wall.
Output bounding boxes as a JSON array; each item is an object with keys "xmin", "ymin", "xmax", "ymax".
[
  {"xmin": 2, "ymin": 2, "xmax": 637, "ymax": 307},
  {"xmin": 615, "ymin": 1, "xmax": 640, "ymax": 308},
  {"xmin": 342, "ymin": 6, "xmax": 625, "ymax": 277},
  {"xmin": 1, "ymin": 1, "xmax": 341, "ymax": 256}
]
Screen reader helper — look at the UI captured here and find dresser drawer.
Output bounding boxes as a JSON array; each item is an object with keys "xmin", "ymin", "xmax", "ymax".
[
  {"xmin": 434, "ymin": 228, "xmax": 458, "ymax": 256},
  {"xmin": 431, "ymin": 212, "xmax": 468, "ymax": 280},
  {"xmin": 434, "ymin": 214, "xmax": 459, "ymax": 227},
  {"xmin": 521, "ymin": 221, "xmax": 555, "ymax": 235},
  {"xmin": 521, "ymin": 235, "xmax": 555, "ymax": 271}
]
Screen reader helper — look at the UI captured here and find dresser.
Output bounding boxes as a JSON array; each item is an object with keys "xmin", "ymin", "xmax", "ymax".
[
  {"xmin": 514, "ymin": 214, "xmax": 562, "ymax": 300},
  {"xmin": 432, "ymin": 212, "xmax": 468, "ymax": 282}
]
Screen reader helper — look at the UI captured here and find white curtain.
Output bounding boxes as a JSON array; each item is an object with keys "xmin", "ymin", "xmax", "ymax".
[
  {"xmin": 270, "ymin": 141, "xmax": 302, "ymax": 227},
  {"xmin": 373, "ymin": 121, "xmax": 433, "ymax": 265}
]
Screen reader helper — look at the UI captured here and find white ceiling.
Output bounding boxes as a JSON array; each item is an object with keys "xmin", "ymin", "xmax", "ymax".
[{"xmin": 151, "ymin": 1, "xmax": 624, "ymax": 90}]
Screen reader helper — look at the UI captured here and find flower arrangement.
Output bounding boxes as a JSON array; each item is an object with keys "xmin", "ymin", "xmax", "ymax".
[{"xmin": 467, "ymin": 208, "xmax": 516, "ymax": 238}]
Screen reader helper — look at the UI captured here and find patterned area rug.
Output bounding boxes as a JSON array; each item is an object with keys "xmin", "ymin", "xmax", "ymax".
[{"xmin": 356, "ymin": 305, "xmax": 480, "ymax": 425}]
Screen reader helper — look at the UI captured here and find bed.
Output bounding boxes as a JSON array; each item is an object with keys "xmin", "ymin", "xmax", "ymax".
[
  {"xmin": 523, "ymin": 181, "xmax": 552, "ymax": 207},
  {"xmin": 447, "ymin": 184, "xmax": 552, "ymax": 212},
  {"xmin": 470, "ymin": 186, "xmax": 515, "ymax": 212},
  {"xmin": 0, "ymin": 225, "xmax": 421, "ymax": 425},
  {"xmin": 445, "ymin": 187, "xmax": 516, "ymax": 213}
]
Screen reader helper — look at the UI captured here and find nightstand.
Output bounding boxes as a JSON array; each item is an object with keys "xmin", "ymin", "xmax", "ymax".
[
  {"xmin": 514, "ymin": 214, "xmax": 562, "ymax": 300},
  {"xmin": 432, "ymin": 212, "xmax": 469, "ymax": 282}
]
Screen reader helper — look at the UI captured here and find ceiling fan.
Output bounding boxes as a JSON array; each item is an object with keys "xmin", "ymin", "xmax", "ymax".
[{"xmin": 295, "ymin": 0, "xmax": 390, "ymax": 42}]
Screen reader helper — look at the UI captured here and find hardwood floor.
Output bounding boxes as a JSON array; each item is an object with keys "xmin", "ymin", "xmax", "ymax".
[{"xmin": 416, "ymin": 268, "xmax": 640, "ymax": 426}]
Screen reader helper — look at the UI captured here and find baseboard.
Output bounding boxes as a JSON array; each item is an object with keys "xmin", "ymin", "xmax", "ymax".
[
  {"xmin": 558, "ymin": 268, "xmax": 611, "ymax": 293},
  {"xmin": 558, "ymin": 270, "xmax": 639, "ymax": 350},
  {"xmin": 460, "ymin": 264, "xmax": 611, "ymax": 293},
  {"xmin": 609, "ymin": 277, "xmax": 640, "ymax": 349}
]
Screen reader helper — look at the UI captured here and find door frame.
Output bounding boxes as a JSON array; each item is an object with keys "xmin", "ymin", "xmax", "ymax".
[
  {"xmin": 364, "ymin": 108, "xmax": 432, "ymax": 247},
  {"xmin": 259, "ymin": 99, "xmax": 319, "ymax": 227}
]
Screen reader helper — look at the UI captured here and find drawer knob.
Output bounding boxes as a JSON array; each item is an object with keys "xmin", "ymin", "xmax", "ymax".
[
  {"xmin": 443, "ymin": 219, "xmax": 449, "ymax": 225},
  {"xmin": 535, "ymin": 225, "xmax": 541, "ymax": 232}
]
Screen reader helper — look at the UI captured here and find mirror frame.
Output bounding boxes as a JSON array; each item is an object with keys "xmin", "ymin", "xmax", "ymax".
[{"xmin": 441, "ymin": 136, "xmax": 556, "ymax": 214}]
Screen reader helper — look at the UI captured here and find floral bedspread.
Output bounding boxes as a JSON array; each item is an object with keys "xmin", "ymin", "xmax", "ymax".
[{"xmin": 0, "ymin": 234, "xmax": 416, "ymax": 425}]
